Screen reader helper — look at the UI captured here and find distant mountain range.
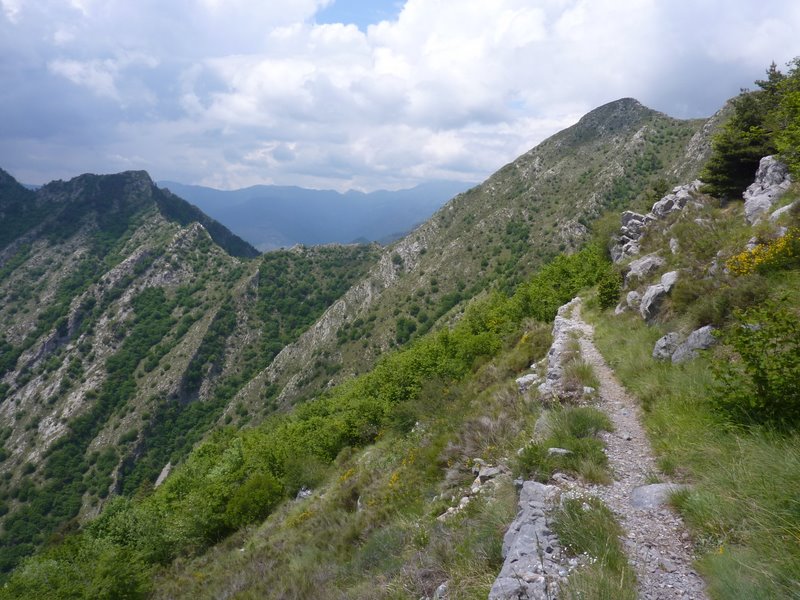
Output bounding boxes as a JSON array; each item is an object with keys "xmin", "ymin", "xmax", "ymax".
[{"xmin": 157, "ymin": 180, "xmax": 474, "ymax": 250}]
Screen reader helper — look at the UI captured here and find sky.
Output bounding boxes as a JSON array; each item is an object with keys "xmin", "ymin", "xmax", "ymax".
[{"xmin": 1, "ymin": 0, "xmax": 799, "ymax": 191}]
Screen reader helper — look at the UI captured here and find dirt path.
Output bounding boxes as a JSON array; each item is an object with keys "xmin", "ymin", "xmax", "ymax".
[{"xmin": 570, "ymin": 301, "xmax": 707, "ymax": 599}]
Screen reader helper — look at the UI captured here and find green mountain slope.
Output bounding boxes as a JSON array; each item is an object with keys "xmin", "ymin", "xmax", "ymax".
[
  {"xmin": 240, "ymin": 98, "xmax": 718, "ymax": 412},
  {"xmin": 0, "ymin": 170, "xmax": 379, "ymax": 575}
]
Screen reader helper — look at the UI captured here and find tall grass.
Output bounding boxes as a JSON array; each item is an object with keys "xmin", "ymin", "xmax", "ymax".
[
  {"xmin": 553, "ymin": 495, "xmax": 637, "ymax": 600},
  {"xmin": 589, "ymin": 309, "xmax": 800, "ymax": 598}
]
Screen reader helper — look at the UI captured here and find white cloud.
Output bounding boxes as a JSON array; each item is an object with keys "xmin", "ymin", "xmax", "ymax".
[
  {"xmin": 2, "ymin": 0, "xmax": 800, "ymax": 190},
  {"xmin": 48, "ymin": 59, "xmax": 120, "ymax": 99}
]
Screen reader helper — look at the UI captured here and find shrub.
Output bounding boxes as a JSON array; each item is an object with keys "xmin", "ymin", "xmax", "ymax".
[
  {"xmin": 597, "ymin": 269, "xmax": 622, "ymax": 310},
  {"xmin": 713, "ymin": 304, "xmax": 800, "ymax": 427},
  {"xmin": 725, "ymin": 228, "xmax": 800, "ymax": 276},
  {"xmin": 224, "ymin": 472, "xmax": 284, "ymax": 529}
]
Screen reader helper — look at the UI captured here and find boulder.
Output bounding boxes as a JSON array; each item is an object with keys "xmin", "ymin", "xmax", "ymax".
[
  {"xmin": 653, "ymin": 332, "xmax": 680, "ymax": 360},
  {"xmin": 660, "ymin": 270, "xmax": 679, "ymax": 292},
  {"xmin": 669, "ymin": 237, "xmax": 679, "ymax": 254},
  {"xmin": 626, "ymin": 290, "xmax": 642, "ymax": 308},
  {"xmin": 640, "ymin": 283, "xmax": 668, "ymax": 321},
  {"xmin": 651, "ymin": 181, "xmax": 701, "ymax": 218},
  {"xmin": 625, "ymin": 253, "xmax": 665, "ymax": 285},
  {"xmin": 516, "ymin": 373, "xmax": 539, "ymax": 392},
  {"xmin": 621, "ymin": 210, "xmax": 647, "ymax": 227},
  {"xmin": 672, "ymin": 325, "xmax": 717, "ymax": 363},
  {"xmin": 743, "ymin": 156, "xmax": 791, "ymax": 224},
  {"xmin": 631, "ymin": 483, "xmax": 690, "ymax": 509}
]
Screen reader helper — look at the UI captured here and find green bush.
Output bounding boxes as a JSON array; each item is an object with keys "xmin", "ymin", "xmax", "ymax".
[
  {"xmin": 713, "ymin": 304, "xmax": 800, "ymax": 427},
  {"xmin": 224, "ymin": 472, "xmax": 284, "ymax": 529},
  {"xmin": 597, "ymin": 269, "xmax": 622, "ymax": 310}
]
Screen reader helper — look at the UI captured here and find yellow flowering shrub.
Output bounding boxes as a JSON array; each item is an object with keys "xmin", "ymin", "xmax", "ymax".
[{"xmin": 726, "ymin": 227, "xmax": 800, "ymax": 275}]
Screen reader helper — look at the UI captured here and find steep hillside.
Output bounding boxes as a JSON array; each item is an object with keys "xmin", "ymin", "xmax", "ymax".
[
  {"xmin": 239, "ymin": 98, "xmax": 718, "ymax": 411},
  {"xmin": 0, "ymin": 171, "xmax": 379, "ymax": 574}
]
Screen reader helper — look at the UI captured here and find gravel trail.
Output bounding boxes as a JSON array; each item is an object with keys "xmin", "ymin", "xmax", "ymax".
[{"xmin": 570, "ymin": 301, "xmax": 708, "ymax": 599}]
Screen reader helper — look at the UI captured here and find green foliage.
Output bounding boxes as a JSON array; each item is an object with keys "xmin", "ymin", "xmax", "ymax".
[
  {"xmin": 224, "ymin": 472, "xmax": 284, "ymax": 529},
  {"xmin": 712, "ymin": 304, "xmax": 800, "ymax": 427},
  {"xmin": 1, "ymin": 244, "xmax": 611, "ymax": 597},
  {"xmin": 596, "ymin": 268, "xmax": 622, "ymax": 310},
  {"xmin": 512, "ymin": 244, "xmax": 609, "ymax": 322},
  {"xmin": 701, "ymin": 58, "xmax": 800, "ymax": 197}
]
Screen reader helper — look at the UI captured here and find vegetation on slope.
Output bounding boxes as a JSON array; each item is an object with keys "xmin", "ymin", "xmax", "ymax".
[
  {"xmin": 258, "ymin": 98, "xmax": 711, "ymax": 409},
  {"xmin": 0, "ymin": 170, "xmax": 380, "ymax": 578},
  {"xmin": 1, "ymin": 245, "xmax": 616, "ymax": 598},
  {"xmin": 701, "ymin": 58, "xmax": 800, "ymax": 198},
  {"xmin": 586, "ymin": 66, "xmax": 800, "ymax": 595}
]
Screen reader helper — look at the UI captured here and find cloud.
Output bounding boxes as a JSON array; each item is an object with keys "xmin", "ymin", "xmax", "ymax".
[{"xmin": 1, "ymin": 0, "xmax": 800, "ymax": 190}]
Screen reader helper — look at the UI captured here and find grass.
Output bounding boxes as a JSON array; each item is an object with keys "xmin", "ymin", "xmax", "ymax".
[
  {"xmin": 553, "ymin": 495, "xmax": 637, "ymax": 600},
  {"xmin": 151, "ymin": 324, "xmax": 549, "ymax": 599},
  {"xmin": 588, "ymin": 307, "xmax": 800, "ymax": 599},
  {"xmin": 515, "ymin": 406, "xmax": 613, "ymax": 484}
]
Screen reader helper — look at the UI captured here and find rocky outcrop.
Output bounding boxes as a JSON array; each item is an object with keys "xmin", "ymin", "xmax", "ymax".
[
  {"xmin": 743, "ymin": 156, "xmax": 791, "ymax": 224},
  {"xmin": 653, "ymin": 333, "xmax": 680, "ymax": 360},
  {"xmin": 611, "ymin": 181, "xmax": 702, "ymax": 263},
  {"xmin": 671, "ymin": 326, "xmax": 716, "ymax": 364},
  {"xmin": 488, "ymin": 481, "xmax": 563, "ymax": 600},
  {"xmin": 536, "ymin": 299, "xmax": 586, "ymax": 399},
  {"xmin": 639, "ymin": 271, "xmax": 678, "ymax": 321},
  {"xmin": 769, "ymin": 200, "xmax": 798, "ymax": 223},
  {"xmin": 625, "ymin": 254, "xmax": 665, "ymax": 286}
]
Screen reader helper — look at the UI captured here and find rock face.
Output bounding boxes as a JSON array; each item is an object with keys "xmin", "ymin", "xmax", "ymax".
[
  {"xmin": 625, "ymin": 254, "xmax": 665, "ymax": 286},
  {"xmin": 537, "ymin": 299, "xmax": 584, "ymax": 399},
  {"xmin": 770, "ymin": 200, "xmax": 798, "ymax": 222},
  {"xmin": 671, "ymin": 325, "xmax": 717, "ymax": 364},
  {"xmin": 743, "ymin": 156, "xmax": 791, "ymax": 224},
  {"xmin": 488, "ymin": 481, "xmax": 562, "ymax": 600},
  {"xmin": 653, "ymin": 333, "xmax": 681, "ymax": 360},
  {"xmin": 639, "ymin": 271, "xmax": 678, "ymax": 322},
  {"xmin": 611, "ymin": 181, "xmax": 701, "ymax": 263}
]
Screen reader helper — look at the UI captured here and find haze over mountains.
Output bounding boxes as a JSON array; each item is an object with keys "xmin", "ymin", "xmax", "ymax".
[{"xmin": 159, "ymin": 180, "xmax": 472, "ymax": 250}]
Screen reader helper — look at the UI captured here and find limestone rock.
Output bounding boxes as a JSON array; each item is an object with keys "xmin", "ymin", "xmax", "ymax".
[
  {"xmin": 478, "ymin": 466, "xmax": 501, "ymax": 482},
  {"xmin": 660, "ymin": 270, "xmax": 679, "ymax": 292},
  {"xmin": 548, "ymin": 447, "xmax": 572, "ymax": 456},
  {"xmin": 671, "ymin": 325, "xmax": 717, "ymax": 363},
  {"xmin": 653, "ymin": 332, "xmax": 680, "ymax": 360},
  {"xmin": 743, "ymin": 156, "xmax": 791, "ymax": 224},
  {"xmin": 537, "ymin": 308, "xmax": 584, "ymax": 399},
  {"xmin": 770, "ymin": 200, "xmax": 797, "ymax": 223},
  {"xmin": 669, "ymin": 237, "xmax": 679, "ymax": 254},
  {"xmin": 626, "ymin": 290, "xmax": 641, "ymax": 308},
  {"xmin": 489, "ymin": 481, "xmax": 562, "ymax": 600},
  {"xmin": 433, "ymin": 581, "xmax": 449, "ymax": 600},
  {"xmin": 640, "ymin": 284, "xmax": 668, "ymax": 321},
  {"xmin": 650, "ymin": 181, "xmax": 702, "ymax": 218},
  {"xmin": 625, "ymin": 253, "xmax": 665, "ymax": 285},
  {"xmin": 631, "ymin": 483, "xmax": 690, "ymax": 509},
  {"xmin": 516, "ymin": 373, "xmax": 540, "ymax": 392}
]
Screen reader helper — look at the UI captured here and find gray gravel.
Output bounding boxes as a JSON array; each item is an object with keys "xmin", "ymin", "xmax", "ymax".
[{"xmin": 569, "ymin": 300, "xmax": 708, "ymax": 599}]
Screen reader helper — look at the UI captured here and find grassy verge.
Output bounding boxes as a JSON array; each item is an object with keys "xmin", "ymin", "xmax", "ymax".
[
  {"xmin": 587, "ymin": 309, "xmax": 800, "ymax": 599},
  {"xmin": 515, "ymin": 406, "xmax": 613, "ymax": 484},
  {"xmin": 553, "ymin": 495, "xmax": 637, "ymax": 600}
]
